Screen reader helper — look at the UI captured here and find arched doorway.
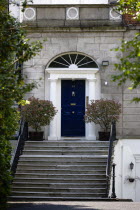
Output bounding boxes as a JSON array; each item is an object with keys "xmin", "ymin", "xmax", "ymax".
[{"xmin": 45, "ymin": 52, "xmax": 100, "ymax": 140}]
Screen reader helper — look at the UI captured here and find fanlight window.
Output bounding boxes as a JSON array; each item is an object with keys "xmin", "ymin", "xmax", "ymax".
[{"xmin": 48, "ymin": 53, "xmax": 98, "ymax": 69}]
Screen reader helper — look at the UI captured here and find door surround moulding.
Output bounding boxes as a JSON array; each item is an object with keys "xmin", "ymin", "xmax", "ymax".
[
  {"xmin": 45, "ymin": 67, "xmax": 99, "ymax": 140},
  {"xmin": 46, "ymin": 68, "xmax": 99, "ymax": 79}
]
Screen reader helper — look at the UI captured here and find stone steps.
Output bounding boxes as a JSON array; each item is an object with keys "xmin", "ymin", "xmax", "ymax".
[
  {"xmin": 16, "ymin": 169, "xmax": 106, "ymax": 174},
  {"xmin": 17, "ymin": 164, "xmax": 106, "ymax": 170},
  {"xmin": 9, "ymin": 196, "xmax": 110, "ymax": 201},
  {"xmin": 10, "ymin": 140, "xmax": 109, "ymax": 201},
  {"xmin": 11, "ymin": 191, "xmax": 106, "ymax": 197},
  {"xmin": 24, "ymin": 141, "xmax": 109, "ymax": 147},
  {"xmin": 24, "ymin": 146, "xmax": 109, "ymax": 151},
  {"xmin": 14, "ymin": 173, "xmax": 106, "ymax": 179},
  {"xmin": 12, "ymin": 177, "xmax": 107, "ymax": 184},
  {"xmin": 12, "ymin": 187, "xmax": 106, "ymax": 193},
  {"xmin": 23, "ymin": 150, "xmax": 108, "ymax": 155},
  {"xmin": 12, "ymin": 183, "xmax": 107, "ymax": 188},
  {"xmin": 18, "ymin": 160, "xmax": 107, "ymax": 165},
  {"xmin": 19, "ymin": 155, "xmax": 108, "ymax": 162}
]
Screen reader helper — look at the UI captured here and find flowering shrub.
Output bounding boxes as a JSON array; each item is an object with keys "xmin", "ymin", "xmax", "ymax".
[
  {"xmin": 85, "ymin": 99, "xmax": 121, "ymax": 132},
  {"xmin": 21, "ymin": 97, "xmax": 57, "ymax": 132}
]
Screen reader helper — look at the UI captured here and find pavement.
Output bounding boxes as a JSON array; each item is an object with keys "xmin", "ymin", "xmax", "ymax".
[{"xmin": 7, "ymin": 201, "xmax": 140, "ymax": 210}]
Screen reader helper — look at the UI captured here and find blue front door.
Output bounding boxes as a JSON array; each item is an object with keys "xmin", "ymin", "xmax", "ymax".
[{"xmin": 61, "ymin": 80, "xmax": 85, "ymax": 137}]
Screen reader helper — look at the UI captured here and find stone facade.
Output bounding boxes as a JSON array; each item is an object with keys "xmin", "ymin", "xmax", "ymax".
[
  {"xmin": 21, "ymin": 3, "xmax": 140, "ymax": 139},
  {"xmin": 9, "ymin": 2, "xmax": 140, "ymax": 201}
]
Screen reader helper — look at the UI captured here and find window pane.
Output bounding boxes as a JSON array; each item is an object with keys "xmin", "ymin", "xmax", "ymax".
[{"xmin": 48, "ymin": 53, "xmax": 98, "ymax": 68}]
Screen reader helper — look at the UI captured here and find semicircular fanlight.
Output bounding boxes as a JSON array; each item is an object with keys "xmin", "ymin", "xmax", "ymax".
[{"xmin": 48, "ymin": 53, "xmax": 98, "ymax": 68}]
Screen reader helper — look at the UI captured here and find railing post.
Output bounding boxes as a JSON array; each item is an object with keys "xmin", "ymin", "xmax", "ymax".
[
  {"xmin": 106, "ymin": 122, "xmax": 117, "ymax": 198},
  {"xmin": 106, "ymin": 176, "xmax": 109, "ymax": 198},
  {"xmin": 111, "ymin": 163, "xmax": 116, "ymax": 198},
  {"xmin": 11, "ymin": 121, "xmax": 28, "ymax": 176},
  {"xmin": 24, "ymin": 122, "xmax": 28, "ymax": 141},
  {"xmin": 112, "ymin": 121, "xmax": 116, "ymax": 141}
]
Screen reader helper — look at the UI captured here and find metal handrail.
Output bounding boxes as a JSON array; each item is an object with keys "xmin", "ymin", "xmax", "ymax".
[
  {"xmin": 11, "ymin": 120, "xmax": 28, "ymax": 175},
  {"xmin": 106, "ymin": 121, "xmax": 116, "ymax": 197}
]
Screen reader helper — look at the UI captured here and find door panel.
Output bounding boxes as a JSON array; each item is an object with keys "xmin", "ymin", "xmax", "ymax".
[{"xmin": 61, "ymin": 80, "xmax": 85, "ymax": 137}]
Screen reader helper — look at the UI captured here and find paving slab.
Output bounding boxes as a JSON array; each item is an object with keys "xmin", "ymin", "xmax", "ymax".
[{"xmin": 7, "ymin": 201, "xmax": 140, "ymax": 210}]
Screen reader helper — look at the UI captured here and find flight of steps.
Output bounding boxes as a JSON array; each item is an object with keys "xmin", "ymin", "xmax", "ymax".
[{"xmin": 10, "ymin": 140, "xmax": 109, "ymax": 201}]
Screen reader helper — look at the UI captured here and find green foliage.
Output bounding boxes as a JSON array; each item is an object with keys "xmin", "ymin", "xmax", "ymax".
[
  {"xmin": 117, "ymin": 0, "xmax": 140, "ymax": 20},
  {"xmin": 1, "ymin": 108, "xmax": 20, "ymax": 141},
  {"xmin": 0, "ymin": 139, "xmax": 12, "ymax": 210},
  {"xmin": 112, "ymin": 34, "xmax": 140, "ymax": 101},
  {"xmin": 0, "ymin": 3, "xmax": 42, "ymax": 138},
  {"xmin": 0, "ymin": 0, "xmax": 42, "ymax": 207},
  {"xmin": 112, "ymin": 0, "xmax": 140, "ymax": 102},
  {"xmin": 21, "ymin": 97, "xmax": 57, "ymax": 132},
  {"xmin": 85, "ymin": 99, "xmax": 121, "ymax": 132}
]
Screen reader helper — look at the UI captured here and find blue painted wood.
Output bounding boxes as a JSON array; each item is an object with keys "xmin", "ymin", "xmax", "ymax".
[{"xmin": 61, "ymin": 80, "xmax": 85, "ymax": 137}]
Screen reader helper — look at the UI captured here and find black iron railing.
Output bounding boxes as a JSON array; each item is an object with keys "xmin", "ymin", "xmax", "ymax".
[
  {"xmin": 11, "ymin": 120, "xmax": 28, "ymax": 175},
  {"xmin": 106, "ymin": 122, "xmax": 116, "ymax": 198},
  {"xmin": 111, "ymin": 163, "xmax": 116, "ymax": 198}
]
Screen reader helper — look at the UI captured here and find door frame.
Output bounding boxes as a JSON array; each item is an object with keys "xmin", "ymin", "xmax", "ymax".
[{"xmin": 45, "ymin": 68, "xmax": 100, "ymax": 140}]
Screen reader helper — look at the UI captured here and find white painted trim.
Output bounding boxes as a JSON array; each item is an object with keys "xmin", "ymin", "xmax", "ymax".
[
  {"xmin": 67, "ymin": 7, "xmax": 79, "ymax": 20},
  {"xmin": 45, "ymin": 67, "xmax": 99, "ymax": 140},
  {"xmin": 29, "ymin": 0, "xmax": 108, "ymax": 5},
  {"xmin": 24, "ymin": 8, "xmax": 36, "ymax": 20},
  {"xmin": 110, "ymin": 7, "xmax": 122, "ymax": 20},
  {"xmin": 134, "ymin": 154, "xmax": 140, "ymax": 163},
  {"xmin": 46, "ymin": 68, "xmax": 99, "ymax": 75},
  {"xmin": 47, "ymin": 52, "xmax": 99, "ymax": 69}
]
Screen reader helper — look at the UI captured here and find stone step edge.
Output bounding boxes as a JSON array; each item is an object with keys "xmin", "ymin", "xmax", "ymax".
[
  {"xmin": 12, "ymin": 187, "xmax": 106, "ymax": 190},
  {"xmin": 11, "ymin": 191, "xmax": 106, "ymax": 195},
  {"xmin": 21, "ymin": 155, "xmax": 108, "ymax": 158},
  {"xmin": 25, "ymin": 144, "xmax": 109, "ymax": 149},
  {"xmin": 17, "ymin": 164, "xmax": 107, "ymax": 167},
  {"xmin": 8, "ymin": 196, "xmax": 108, "ymax": 200},
  {"xmin": 13, "ymin": 178, "xmax": 107, "ymax": 180},
  {"xmin": 12, "ymin": 182, "xmax": 107, "ymax": 185},
  {"xmin": 23, "ymin": 150, "xmax": 108, "ymax": 152},
  {"xmin": 15, "ymin": 173, "xmax": 106, "ymax": 176},
  {"xmin": 25, "ymin": 141, "xmax": 109, "ymax": 143},
  {"xmin": 8, "ymin": 197, "xmax": 133, "ymax": 202},
  {"xmin": 16, "ymin": 169, "xmax": 106, "ymax": 171},
  {"xmin": 18, "ymin": 160, "xmax": 107, "ymax": 162}
]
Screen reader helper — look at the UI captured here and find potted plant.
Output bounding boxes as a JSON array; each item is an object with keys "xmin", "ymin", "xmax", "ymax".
[
  {"xmin": 85, "ymin": 99, "xmax": 121, "ymax": 141},
  {"xmin": 21, "ymin": 97, "xmax": 57, "ymax": 140}
]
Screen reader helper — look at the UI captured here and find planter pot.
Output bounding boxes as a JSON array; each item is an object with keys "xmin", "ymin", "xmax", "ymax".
[
  {"xmin": 29, "ymin": 132, "xmax": 44, "ymax": 141},
  {"xmin": 99, "ymin": 132, "xmax": 110, "ymax": 141}
]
